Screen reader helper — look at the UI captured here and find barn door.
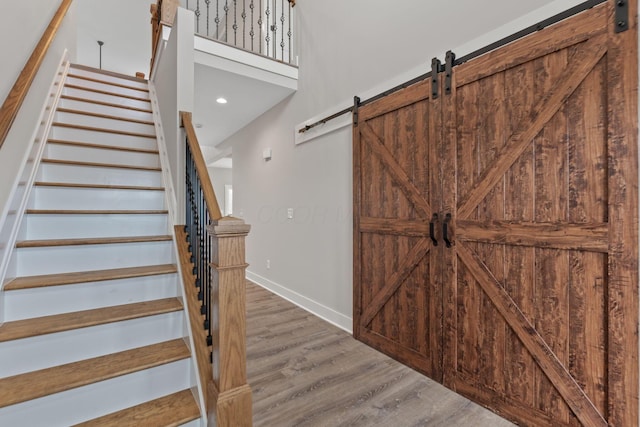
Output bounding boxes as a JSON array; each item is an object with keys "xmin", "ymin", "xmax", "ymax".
[
  {"xmin": 442, "ymin": 3, "xmax": 637, "ymax": 427},
  {"xmin": 353, "ymin": 77, "xmax": 445, "ymax": 379},
  {"xmin": 353, "ymin": 2, "xmax": 637, "ymax": 426}
]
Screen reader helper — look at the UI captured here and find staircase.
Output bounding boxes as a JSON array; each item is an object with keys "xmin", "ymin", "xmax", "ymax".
[{"xmin": 0, "ymin": 65, "xmax": 202, "ymax": 426}]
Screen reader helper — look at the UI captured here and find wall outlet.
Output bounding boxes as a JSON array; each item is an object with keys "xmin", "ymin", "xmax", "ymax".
[
  {"xmin": 287, "ymin": 208, "xmax": 294, "ymax": 219},
  {"xmin": 266, "ymin": 259, "xmax": 271, "ymax": 269}
]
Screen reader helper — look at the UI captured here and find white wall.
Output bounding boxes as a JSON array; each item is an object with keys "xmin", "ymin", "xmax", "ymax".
[
  {"xmin": 208, "ymin": 167, "xmax": 232, "ymax": 216},
  {"xmin": 76, "ymin": 0, "xmax": 152, "ymax": 77},
  {"xmin": 226, "ymin": 0, "xmax": 586, "ymax": 331}
]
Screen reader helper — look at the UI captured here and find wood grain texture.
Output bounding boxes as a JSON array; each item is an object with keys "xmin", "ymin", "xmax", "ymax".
[
  {"xmin": 41, "ymin": 158, "xmax": 161, "ymax": 171},
  {"xmin": 52, "ymin": 122, "xmax": 156, "ymax": 139},
  {"xmin": 0, "ymin": 0, "xmax": 73, "ymax": 149},
  {"xmin": 208, "ymin": 217, "xmax": 252, "ymax": 426},
  {"xmin": 25, "ymin": 209, "xmax": 168, "ymax": 215},
  {"xmin": 456, "ymin": 243, "xmax": 606, "ymax": 427},
  {"xmin": 605, "ymin": 0, "xmax": 639, "ymax": 425},
  {"xmin": 180, "ymin": 111, "xmax": 222, "ymax": 220},
  {"xmin": 48, "ymin": 138, "xmax": 159, "ymax": 154},
  {"xmin": 69, "ymin": 64, "xmax": 147, "ymax": 84},
  {"xmin": 0, "ymin": 339, "xmax": 189, "ymax": 408},
  {"xmin": 247, "ymin": 282, "xmax": 513, "ymax": 427},
  {"xmin": 16, "ymin": 235, "xmax": 172, "ymax": 248},
  {"xmin": 457, "ymin": 35, "xmax": 607, "ymax": 219},
  {"xmin": 456, "ymin": 219, "xmax": 608, "ymax": 252},
  {"xmin": 66, "ymin": 74, "xmax": 150, "ymax": 93},
  {"xmin": 56, "ymin": 108, "xmax": 154, "ymax": 125},
  {"xmin": 0, "ymin": 297, "xmax": 182, "ymax": 342},
  {"xmin": 59, "ymin": 95, "xmax": 153, "ymax": 114},
  {"xmin": 4, "ymin": 264, "xmax": 177, "ymax": 290},
  {"xmin": 34, "ymin": 182, "xmax": 164, "ymax": 191},
  {"xmin": 64, "ymin": 84, "xmax": 151, "ymax": 103},
  {"xmin": 73, "ymin": 389, "xmax": 200, "ymax": 427},
  {"xmin": 174, "ymin": 226, "xmax": 213, "ymax": 413}
]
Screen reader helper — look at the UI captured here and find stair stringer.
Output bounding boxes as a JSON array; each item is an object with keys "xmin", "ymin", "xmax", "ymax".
[
  {"xmin": 150, "ymin": 82, "xmax": 208, "ymax": 426},
  {"xmin": 0, "ymin": 54, "xmax": 70, "ymax": 322}
]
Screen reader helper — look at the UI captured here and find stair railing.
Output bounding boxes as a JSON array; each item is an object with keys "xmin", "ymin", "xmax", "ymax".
[
  {"xmin": 0, "ymin": 0, "xmax": 73, "ymax": 149},
  {"xmin": 152, "ymin": 0, "xmax": 297, "ymax": 65},
  {"xmin": 179, "ymin": 111, "xmax": 253, "ymax": 427}
]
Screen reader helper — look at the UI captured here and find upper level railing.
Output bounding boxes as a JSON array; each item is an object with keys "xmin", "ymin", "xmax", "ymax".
[
  {"xmin": 153, "ymin": 0, "xmax": 296, "ymax": 66},
  {"xmin": 0, "ymin": 0, "xmax": 73, "ymax": 149}
]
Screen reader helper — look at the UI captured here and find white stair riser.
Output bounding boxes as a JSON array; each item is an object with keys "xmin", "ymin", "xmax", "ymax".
[
  {"xmin": 16, "ymin": 241, "xmax": 174, "ymax": 276},
  {"xmin": 29, "ymin": 187, "xmax": 166, "ymax": 210},
  {"xmin": 20, "ymin": 214, "xmax": 169, "ymax": 240},
  {"xmin": 65, "ymin": 76, "xmax": 150, "ymax": 100},
  {"xmin": 0, "ymin": 312, "xmax": 184, "ymax": 377},
  {"xmin": 45, "ymin": 143, "xmax": 159, "ymax": 168},
  {"xmin": 38, "ymin": 163, "xmax": 163, "ymax": 187},
  {"xmin": 58, "ymin": 97, "xmax": 153, "ymax": 123},
  {"xmin": 63, "ymin": 86, "xmax": 151, "ymax": 111},
  {"xmin": 54, "ymin": 111, "xmax": 156, "ymax": 135},
  {"xmin": 4, "ymin": 274, "xmax": 180, "ymax": 321},
  {"xmin": 68, "ymin": 68, "xmax": 149, "ymax": 90},
  {"xmin": 0, "ymin": 359, "xmax": 192, "ymax": 427},
  {"xmin": 50, "ymin": 125, "xmax": 157, "ymax": 150}
]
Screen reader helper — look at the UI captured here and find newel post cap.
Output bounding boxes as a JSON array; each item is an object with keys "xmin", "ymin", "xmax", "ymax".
[{"xmin": 207, "ymin": 216, "xmax": 251, "ymax": 236}]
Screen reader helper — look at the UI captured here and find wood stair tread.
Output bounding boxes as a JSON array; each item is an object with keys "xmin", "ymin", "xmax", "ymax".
[
  {"xmin": 34, "ymin": 181, "xmax": 165, "ymax": 191},
  {"xmin": 73, "ymin": 389, "xmax": 200, "ymax": 427},
  {"xmin": 25, "ymin": 209, "xmax": 169, "ymax": 215},
  {"xmin": 16, "ymin": 235, "xmax": 172, "ymax": 248},
  {"xmin": 41, "ymin": 158, "xmax": 161, "ymax": 171},
  {"xmin": 64, "ymin": 84, "xmax": 151, "ymax": 103},
  {"xmin": 0, "ymin": 339, "xmax": 189, "ymax": 409},
  {"xmin": 0, "ymin": 298, "xmax": 183, "ymax": 342},
  {"xmin": 66, "ymin": 73, "xmax": 150, "ymax": 94},
  {"xmin": 52, "ymin": 122, "xmax": 156, "ymax": 139},
  {"xmin": 5, "ymin": 264, "xmax": 178, "ymax": 291},
  {"xmin": 69, "ymin": 64, "xmax": 147, "ymax": 83},
  {"xmin": 56, "ymin": 107, "xmax": 154, "ymax": 125},
  {"xmin": 60, "ymin": 95, "xmax": 153, "ymax": 114},
  {"xmin": 48, "ymin": 138, "xmax": 159, "ymax": 154}
]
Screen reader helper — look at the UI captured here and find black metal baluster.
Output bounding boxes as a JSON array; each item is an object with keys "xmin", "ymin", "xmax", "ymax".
[
  {"xmin": 265, "ymin": 1, "xmax": 270, "ymax": 56},
  {"xmin": 215, "ymin": 0, "xmax": 220, "ymax": 38},
  {"xmin": 258, "ymin": 0, "xmax": 263, "ymax": 54},
  {"xmin": 224, "ymin": 0, "xmax": 229, "ymax": 42},
  {"xmin": 233, "ymin": 0, "xmax": 238, "ymax": 46},
  {"xmin": 250, "ymin": 0, "xmax": 255, "ymax": 51},
  {"xmin": 195, "ymin": 0, "xmax": 201, "ymax": 34},
  {"xmin": 287, "ymin": 0, "xmax": 292, "ymax": 63},
  {"xmin": 280, "ymin": 0, "xmax": 285, "ymax": 61},
  {"xmin": 205, "ymin": 0, "xmax": 210, "ymax": 37},
  {"xmin": 272, "ymin": 0, "xmax": 276, "ymax": 59},
  {"xmin": 242, "ymin": 0, "xmax": 246, "ymax": 49}
]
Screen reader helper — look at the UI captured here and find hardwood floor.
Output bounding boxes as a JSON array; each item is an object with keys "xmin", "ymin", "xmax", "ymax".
[{"xmin": 246, "ymin": 282, "xmax": 514, "ymax": 427}]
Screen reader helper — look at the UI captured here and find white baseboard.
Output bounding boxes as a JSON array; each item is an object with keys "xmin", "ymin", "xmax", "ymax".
[{"xmin": 246, "ymin": 271, "xmax": 353, "ymax": 334}]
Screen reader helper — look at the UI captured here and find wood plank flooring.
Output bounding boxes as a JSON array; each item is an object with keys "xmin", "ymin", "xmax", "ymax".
[{"xmin": 246, "ymin": 281, "xmax": 514, "ymax": 427}]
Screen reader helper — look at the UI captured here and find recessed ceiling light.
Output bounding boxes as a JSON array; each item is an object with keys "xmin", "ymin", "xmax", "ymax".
[{"xmin": 216, "ymin": 97, "xmax": 228, "ymax": 104}]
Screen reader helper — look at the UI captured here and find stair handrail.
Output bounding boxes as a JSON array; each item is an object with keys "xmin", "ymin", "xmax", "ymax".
[
  {"xmin": 0, "ymin": 0, "xmax": 73, "ymax": 150},
  {"xmin": 180, "ymin": 111, "xmax": 253, "ymax": 426},
  {"xmin": 181, "ymin": 112, "xmax": 222, "ymax": 219}
]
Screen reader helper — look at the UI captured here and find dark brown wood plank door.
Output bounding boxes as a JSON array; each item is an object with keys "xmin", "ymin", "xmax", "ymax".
[
  {"xmin": 353, "ymin": 78, "xmax": 444, "ymax": 380},
  {"xmin": 442, "ymin": 3, "xmax": 638, "ymax": 426}
]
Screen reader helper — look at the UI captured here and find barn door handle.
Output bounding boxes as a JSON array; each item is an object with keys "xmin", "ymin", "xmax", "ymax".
[
  {"xmin": 429, "ymin": 213, "xmax": 438, "ymax": 246},
  {"xmin": 443, "ymin": 213, "xmax": 452, "ymax": 248}
]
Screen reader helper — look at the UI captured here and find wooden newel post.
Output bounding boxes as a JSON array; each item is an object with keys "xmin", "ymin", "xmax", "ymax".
[{"xmin": 208, "ymin": 217, "xmax": 253, "ymax": 427}]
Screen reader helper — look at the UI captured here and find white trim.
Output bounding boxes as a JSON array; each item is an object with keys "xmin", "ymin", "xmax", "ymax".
[
  {"xmin": 148, "ymin": 82, "xmax": 178, "ymax": 226},
  {"xmin": 0, "ymin": 53, "xmax": 70, "ymax": 296},
  {"xmin": 247, "ymin": 270, "xmax": 353, "ymax": 333}
]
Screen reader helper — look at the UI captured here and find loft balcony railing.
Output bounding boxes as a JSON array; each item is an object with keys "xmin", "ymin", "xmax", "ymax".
[
  {"xmin": 186, "ymin": 0, "xmax": 296, "ymax": 64},
  {"xmin": 152, "ymin": 0, "xmax": 296, "ymax": 66}
]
